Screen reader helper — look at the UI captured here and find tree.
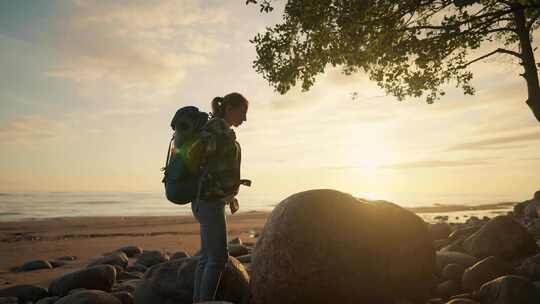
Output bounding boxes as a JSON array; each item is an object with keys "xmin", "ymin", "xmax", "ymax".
[{"xmin": 247, "ymin": 0, "xmax": 540, "ymax": 123}]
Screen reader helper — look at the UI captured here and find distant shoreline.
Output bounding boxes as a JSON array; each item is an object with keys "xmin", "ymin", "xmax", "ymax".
[{"xmin": 407, "ymin": 201, "xmax": 516, "ymax": 213}]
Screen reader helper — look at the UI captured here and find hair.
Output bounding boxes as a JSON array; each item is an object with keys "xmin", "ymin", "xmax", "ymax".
[{"xmin": 211, "ymin": 92, "xmax": 249, "ymax": 119}]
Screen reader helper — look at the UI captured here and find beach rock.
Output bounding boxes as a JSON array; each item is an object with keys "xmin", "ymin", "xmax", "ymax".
[
  {"xmin": 449, "ymin": 226, "xmax": 481, "ymax": 242},
  {"xmin": 133, "ymin": 256, "xmax": 249, "ymax": 304},
  {"xmin": 49, "ymin": 265, "xmax": 117, "ymax": 296},
  {"xmin": 429, "ymin": 223, "xmax": 453, "ymax": 240},
  {"xmin": 440, "ymin": 239, "xmax": 466, "ymax": 253},
  {"xmin": 88, "ymin": 252, "xmax": 129, "ymax": 270},
  {"xmin": 112, "ymin": 280, "xmax": 141, "ymax": 293},
  {"xmin": 442, "ymin": 264, "xmax": 466, "ymax": 281},
  {"xmin": 477, "ymin": 275, "xmax": 540, "ymax": 304},
  {"xmin": 49, "ymin": 260, "xmax": 68, "ymax": 268},
  {"xmin": 436, "ymin": 251, "xmax": 478, "ymax": 272},
  {"xmin": 435, "ymin": 280, "xmax": 461, "ymax": 298},
  {"xmin": 250, "ymin": 189, "xmax": 436, "ymax": 304},
  {"xmin": 462, "ymin": 216, "xmax": 537, "ymax": 260},
  {"xmin": 20, "ymin": 260, "xmax": 53, "ymax": 271},
  {"xmin": 524, "ymin": 200, "xmax": 540, "ymax": 218},
  {"xmin": 118, "ymin": 272, "xmax": 143, "ymax": 281},
  {"xmin": 55, "ymin": 290, "xmax": 122, "ymax": 304},
  {"xmin": 126, "ymin": 264, "xmax": 147, "ymax": 273},
  {"xmin": 434, "ymin": 239, "xmax": 452, "ymax": 250},
  {"xmin": 170, "ymin": 251, "xmax": 189, "ymax": 260},
  {"xmin": 228, "ymin": 244, "xmax": 249, "ymax": 257},
  {"xmin": 0, "ymin": 297, "xmax": 17, "ymax": 304},
  {"xmin": 57, "ymin": 256, "xmax": 77, "ymax": 261},
  {"xmin": 462, "ymin": 256, "xmax": 512, "ymax": 291},
  {"xmin": 445, "ymin": 299, "xmax": 479, "ymax": 304},
  {"xmin": 35, "ymin": 296, "xmax": 60, "ymax": 304},
  {"xmin": 229, "ymin": 237, "xmax": 243, "ymax": 245},
  {"xmin": 0, "ymin": 284, "xmax": 48, "ymax": 302},
  {"xmin": 518, "ymin": 253, "xmax": 540, "ymax": 280},
  {"xmin": 116, "ymin": 246, "xmax": 142, "ymax": 258},
  {"xmin": 525, "ymin": 218, "xmax": 540, "ymax": 239},
  {"xmin": 111, "ymin": 291, "xmax": 133, "ymax": 304},
  {"xmin": 135, "ymin": 250, "xmax": 169, "ymax": 267}
]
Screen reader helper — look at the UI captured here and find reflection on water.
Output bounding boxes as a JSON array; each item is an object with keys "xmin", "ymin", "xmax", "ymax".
[{"xmin": 0, "ymin": 191, "xmax": 524, "ymax": 222}]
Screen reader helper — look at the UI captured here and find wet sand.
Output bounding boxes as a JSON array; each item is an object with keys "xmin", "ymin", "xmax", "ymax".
[{"xmin": 0, "ymin": 202, "xmax": 516, "ymax": 288}]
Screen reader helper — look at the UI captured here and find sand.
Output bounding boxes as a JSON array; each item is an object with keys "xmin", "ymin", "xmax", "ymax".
[
  {"xmin": 0, "ymin": 201, "xmax": 516, "ymax": 289},
  {"xmin": 0, "ymin": 212, "xmax": 268, "ymax": 288}
]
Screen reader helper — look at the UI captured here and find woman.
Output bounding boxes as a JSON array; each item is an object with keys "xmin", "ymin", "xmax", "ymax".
[{"xmin": 190, "ymin": 92, "xmax": 248, "ymax": 303}]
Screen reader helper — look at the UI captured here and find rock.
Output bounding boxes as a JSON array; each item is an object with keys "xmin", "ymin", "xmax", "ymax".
[
  {"xmin": 116, "ymin": 246, "xmax": 143, "ymax": 258},
  {"xmin": 250, "ymin": 189, "xmax": 436, "ymax": 304},
  {"xmin": 524, "ymin": 199, "xmax": 540, "ymax": 218},
  {"xmin": 20, "ymin": 260, "xmax": 52, "ymax": 272},
  {"xmin": 49, "ymin": 260, "xmax": 68, "ymax": 268},
  {"xmin": 134, "ymin": 251, "xmax": 169, "ymax": 267},
  {"xmin": 57, "ymin": 256, "xmax": 77, "ymax": 261},
  {"xmin": 0, "ymin": 284, "xmax": 49, "ymax": 302},
  {"xmin": 436, "ymin": 251, "xmax": 478, "ymax": 272},
  {"xmin": 0, "ymin": 297, "xmax": 17, "ymax": 304},
  {"xmin": 462, "ymin": 256, "xmax": 512, "ymax": 291},
  {"xmin": 429, "ymin": 223, "xmax": 453, "ymax": 240},
  {"xmin": 436, "ymin": 280, "xmax": 461, "ymax": 299},
  {"xmin": 88, "ymin": 252, "xmax": 129, "ymax": 270},
  {"xmin": 170, "ymin": 251, "xmax": 190, "ymax": 260},
  {"xmin": 449, "ymin": 226, "xmax": 481, "ymax": 242},
  {"xmin": 133, "ymin": 256, "xmax": 249, "ymax": 304},
  {"xmin": 228, "ymin": 244, "xmax": 249, "ymax": 257},
  {"xmin": 518, "ymin": 253, "xmax": 540, "ymax": 281},
  {"xmin": 229, "ymin": 237, "xmax": 243, "ymax": 245},
  {"xmin": 118, "ymin": 272, "xmax": 143, "ymax": 281},
  {"xmin": 463, "ymin": 216, "xmax": 537, "ymax": 260},
  {"xmin": 525, "ymin": 218, "xmax": 540, "ymax": 239},
  {"xmin": 446, "ymin": 299, "xmax": 479, "ymax": 304},
  {"xmin": 478, "ymin": 275, "xmax": 540, "ymax": 304},
  {"xmin": 55, "ymin": 290, "xmax": 122, "ymax": 304},
  {"xmin": 434, "ymin": 239, "xmax": 452, "ymax": 251},
  {"xmin": 112, "ymin": 280, "xmax": 141, "ymax": 293},
  {"xmin": 48, "ymin": 265, "xmax": 117, "ymax": 296},
  {"xmin": 35, "ymin": 296, "xmax": 60, "ymax": 304},
  {"xmin": 126, "ymin": 264, "xmax": 147, "ymax": 273},
  {"xmin": 442, "ymin": 264, "xmax": 466, "ymax": 282},
  {"xmin": 111, "ymin": 291, "xmax": 133, "ymax": 304}
]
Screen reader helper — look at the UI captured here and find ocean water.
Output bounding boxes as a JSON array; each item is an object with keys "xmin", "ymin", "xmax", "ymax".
[{"xmin": 0, "ymin": 191, "xmax": 526, "ymax": 222}]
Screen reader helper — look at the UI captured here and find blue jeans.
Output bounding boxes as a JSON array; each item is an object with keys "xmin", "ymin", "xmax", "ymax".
[{"xmin": 191, "ymin": 199, "xmax": 228, "ymax": 302}]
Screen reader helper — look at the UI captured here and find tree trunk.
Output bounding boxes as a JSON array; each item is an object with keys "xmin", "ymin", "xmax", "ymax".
[{"xmin": 514, "ymin": 5, "xmax": 540, "ymax": 123}]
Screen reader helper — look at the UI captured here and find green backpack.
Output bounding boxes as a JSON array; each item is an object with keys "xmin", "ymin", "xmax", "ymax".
[{"xmin": 162, "ymin": 106, "xmax": 209, "ymax": 205}]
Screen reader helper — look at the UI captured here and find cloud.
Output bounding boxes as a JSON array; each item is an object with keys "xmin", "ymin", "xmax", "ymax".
[
  {"xmin": 45, "ymin": 0, "xmax": 228, "ymax": 97},
  {"xmin": 380, "ymin": 159, "xmax": 492, "ymax": 170},
  {"xmin": 448, "ymin": 130, "xmax": 540, "ymax": 151},
  {"xmin": 0, "ymin": 115, "xmax": 68, "ymax": 145}
]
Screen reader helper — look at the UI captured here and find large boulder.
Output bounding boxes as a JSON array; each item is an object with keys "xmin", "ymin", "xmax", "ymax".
[
  {"xmin": 462, "ymin": 216, "xmax": 537, "ymax": 260},
  {"xmin": 49, "ymin": 265, "xmax": 117, "ymax": 296},
  {"xmin": 250, "ymin": 189, "xmax": 436, "ymax": 304},
  {"xmin": 477, "ymin": 275, "xmax": 540, "ymax": 304},
  {"xmin": 55, "ymin": 290, "xmax": 122, "ymax": 304},
  {"xmin": 133, "ymin": 256, "xmax": 249, "ymax": 304},
  {"xmin": 436, "ymin": 251, "xmax": 478, "ymax": 272},
  {"xmin": 0, "ymin": 284, "xmax": 48, "ymax": 302},
  {"xmin": 518, "ymin": 253, "xmax": 540, "ymax": 281},
  {"xmin": 462, "ymin": 256, "xmax": 512, "ymax": 291},
  {"xmin": 429, "ymin": 223, "xmax": 453, "ymax": 240},
  {"xmin": 116, "ymin": 246, "xmax": 143, "ymax": 258}
]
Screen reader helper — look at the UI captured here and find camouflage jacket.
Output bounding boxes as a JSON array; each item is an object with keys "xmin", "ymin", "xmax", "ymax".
[{"xmin": 188, "ymin": 118, "xmax": 241, "ymax": 202}]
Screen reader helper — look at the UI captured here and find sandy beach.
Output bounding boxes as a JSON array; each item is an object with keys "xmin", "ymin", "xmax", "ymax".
[{"xmin": 0, "ymin": 201, "xmax": 517, "ymax": 290}]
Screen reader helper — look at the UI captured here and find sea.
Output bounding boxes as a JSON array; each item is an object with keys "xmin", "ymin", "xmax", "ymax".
[{"xmin": 0, "ymin": 191, "xmax": 527, "ymax": 222}]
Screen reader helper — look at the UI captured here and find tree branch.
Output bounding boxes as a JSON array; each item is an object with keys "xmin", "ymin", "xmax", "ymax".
[{"xmin": 461, "ymin": 48, "xmax": 522, "ymax": 68}]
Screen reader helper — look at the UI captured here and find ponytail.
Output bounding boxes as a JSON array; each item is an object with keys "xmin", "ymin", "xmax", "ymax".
[{"xmin": 210, "ymin": 93, "xmax": 249, "ymax": 119}]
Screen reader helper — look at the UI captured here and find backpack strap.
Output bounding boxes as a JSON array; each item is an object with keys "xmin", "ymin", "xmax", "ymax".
[{"xmin": 161, "ymin": 134, "xmax": 175, "ymax": 174}]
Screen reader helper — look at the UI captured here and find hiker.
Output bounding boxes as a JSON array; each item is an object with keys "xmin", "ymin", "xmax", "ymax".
[{"xmin": 190, "ymin": 92, "xmax": 249, "ymax": 303}]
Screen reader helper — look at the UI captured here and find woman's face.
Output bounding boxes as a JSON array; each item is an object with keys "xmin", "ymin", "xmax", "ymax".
[{"xmin": 225, "ymin": 104, "xmax": 248, "ymax": 127}]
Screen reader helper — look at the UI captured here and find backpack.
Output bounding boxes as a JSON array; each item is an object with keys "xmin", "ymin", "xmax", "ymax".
[{"xmin": 161, "ymin": 106, "xmax": 209, "ymax": 205}]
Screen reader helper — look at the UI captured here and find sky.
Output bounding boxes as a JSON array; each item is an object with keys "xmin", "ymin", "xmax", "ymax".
[{"xmin": 0, "ymin": 0, "xmax": 539, "ymax": 205}]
